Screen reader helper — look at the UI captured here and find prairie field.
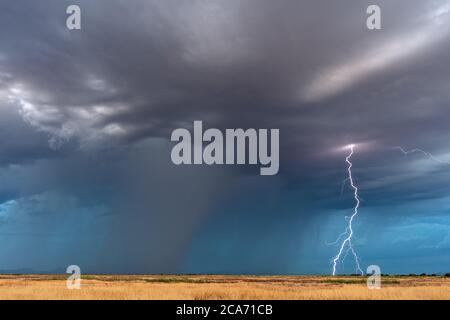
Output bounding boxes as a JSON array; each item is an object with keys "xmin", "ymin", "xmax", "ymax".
[{"xmin": 0, "ymin": 275, "xmax": 449, "ymax": 300}]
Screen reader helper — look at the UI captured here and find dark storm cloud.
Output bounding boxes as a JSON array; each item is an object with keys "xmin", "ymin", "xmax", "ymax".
[
  {"xmin": 1, "ymin": 0, "xmax": 448, "ymax": 156},
  {"xmin": 1, "ymin": 0, "xmax": 450, "ymax": 273},
  {"xmin": 0, "ymin": 101, "xmax": 58, "ymax": 166}
]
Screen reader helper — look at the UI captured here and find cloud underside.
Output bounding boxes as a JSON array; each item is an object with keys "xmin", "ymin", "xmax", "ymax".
[{"xmin": 0, "ymin": 0, "xmax": 450, "ymax": 273}]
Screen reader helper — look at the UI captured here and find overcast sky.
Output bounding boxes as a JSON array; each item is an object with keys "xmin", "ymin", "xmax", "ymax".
[{"xmin": 0, "ymin": 0, "xmax": 450, "ymax": 274}]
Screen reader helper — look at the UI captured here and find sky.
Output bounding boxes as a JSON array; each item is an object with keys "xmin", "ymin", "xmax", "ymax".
[{"xmin": 0, "ymin": 0, "xmax": 450, "ymax": 275}]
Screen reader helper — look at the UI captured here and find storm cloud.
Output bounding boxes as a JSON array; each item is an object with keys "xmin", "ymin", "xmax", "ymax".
[{"xmin": 1, "ymin": 0, "xmax": 450, "ymax": 274}]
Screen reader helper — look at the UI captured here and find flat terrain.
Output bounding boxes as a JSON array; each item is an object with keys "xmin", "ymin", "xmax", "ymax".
[{"xmin": 0, "ymin": 275, "xmax": 449, "ymax": 300}]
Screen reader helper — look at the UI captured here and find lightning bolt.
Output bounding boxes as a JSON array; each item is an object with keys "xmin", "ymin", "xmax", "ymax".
[
  {"xmin": 394, "ymin": 146, "xmax": 450, "ymax": 165},
  {"xmin": 328, "ymin": 145, "xmax": 449, "ymax": 275},
  {"xmin": 331, "ymin": 144, "xmax": 364, "ymax": 276}
]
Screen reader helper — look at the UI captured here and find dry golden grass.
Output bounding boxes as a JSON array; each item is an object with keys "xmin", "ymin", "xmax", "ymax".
[{"xmin": 0, "ymin": 275, "xmax": 449, "ymax": 300}]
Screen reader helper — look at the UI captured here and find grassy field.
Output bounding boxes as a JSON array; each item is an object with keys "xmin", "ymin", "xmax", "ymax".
[{"xmin": 0, "ymin": 275, "xmax": 449, "ymax": 300}]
